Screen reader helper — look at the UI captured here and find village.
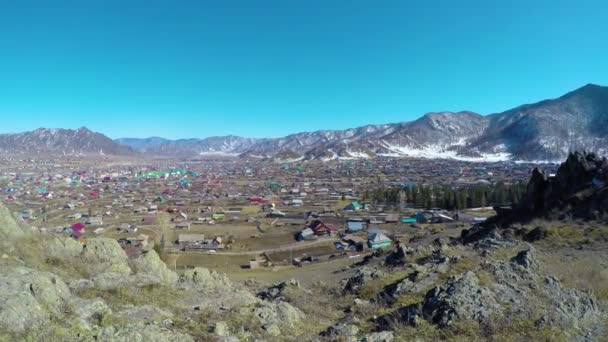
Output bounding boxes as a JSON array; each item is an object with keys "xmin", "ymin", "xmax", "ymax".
[{"xmin": 0, "ymin": 154, "xmax": 557, "ymax": 284}]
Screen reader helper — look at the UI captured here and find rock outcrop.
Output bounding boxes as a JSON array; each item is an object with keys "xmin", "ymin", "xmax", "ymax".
[
  {"xmin": 343, "ymin": 267, "xmax": 387, "ymax": 293},
  {"xmin": 484, "ymin": 151, "xmax": 608, "ymax": 227},
  {"xmin": 0, "ymin": 203, "xmax": 28, "ymax": 240},
  {"xmin": 0, "ymin": 266, "xmax": 71, "ymax": 333},
  {"xmin": 130, "ymin": 250, "xmax": 178, "ymax": 286}
]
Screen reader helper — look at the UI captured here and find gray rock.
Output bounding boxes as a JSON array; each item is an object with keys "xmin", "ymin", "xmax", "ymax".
[
  {"xmin": 82, "ymin": 238, "xmax": 131, "ymax": 276},
  {"xmin": 378, "ymin": 271, "xmax": 439, "ymax": 304},
  {"xmin": 511, "ymin": 249, "xmax": 536, "ymax": 269},
  {"xmin": 129, "ymin": 250, "xmax": 178, "ymax": 286},
  {"xmin": 97, "ymin": 322, "xmax": 194, "ymax": 342},
  {"xmin": 178, "ymin": 267, "xmax": 232, "ymax": 290},
  {"xmin": 0, "ymin": 266, "xmax": 71, "ymax": 333},
  {"xmin": 212, "ymin": 321, "xmax": 230, "ymax": 337},
  {"xmin": 322, "ymin": 323, "xmax": 360, "ymax": 339},
  {"xmin": 344, "ymin": 267, "xmax": 386, "ymax": 293},
  {"xmin": 0, "ymin": 203, "xmax": 28, "ymax": 240},
  {"xmin": 254, "ymin": 301, "xmax": 305, "ymax": 332},
  {"xmin": 73, "ymin": 297, "xmax": 111, "ymax": 322},
  {"xmin": 422, "ymin": 271, "xmax": 501, "ymax": 327},
  {"xmin": 541, "ymin": 276, "xmax": 600, "ymax": 329},
  {"xmin": 360, "ymin": 331, "xmax": 394, "ymax": 342}
]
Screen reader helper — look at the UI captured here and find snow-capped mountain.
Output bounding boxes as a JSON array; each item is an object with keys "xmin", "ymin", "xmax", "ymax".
[
  {"xmin": 116, "ymin": 136, "xmax": 261, "ymax": 156},
  {"xmin": 118, "ymin": 83, "xmax": 608, "ymax": 162},
  {"xmin": 468, "ymin": 84, "xmax": 608, "ymax": 161},
  {"xmin": 0, "ymin": 127, "xmax": 134, "ymax": 156}
]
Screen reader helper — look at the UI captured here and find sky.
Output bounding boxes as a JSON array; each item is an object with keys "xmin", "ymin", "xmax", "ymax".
[{"xmin": 0, "ymin": 0, "xmax": 607, "ymax": 139}]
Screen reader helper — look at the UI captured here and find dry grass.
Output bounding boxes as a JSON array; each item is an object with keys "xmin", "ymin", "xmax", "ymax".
[{"xmin": 540, "ymin": 253, "xmax": 608, "ymax": 301}]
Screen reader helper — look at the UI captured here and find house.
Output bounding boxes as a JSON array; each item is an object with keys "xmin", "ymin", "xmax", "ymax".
[
  {"xmin": 249, "ymin": 197, "xmax": 266, "ymax": 205},
  {"xmin": 412, "ymin": 212, "xmax": 430, "ymax": 223},
  {"xmin": 175, "ymin": 222, "xmax": 191, "ymax": 230},
  {"xmin": 401, "ymin": 217, "xmax": 417, "ymax": 224},
  {"xmin": 298, "ymin": 228, "xmax": 316, "ymax": 241},
  {"xmin": 71, "ymin": 222, "xmax": 86, "ymax": 233},
  {"xmin": 67, "ymin": 213, "xmax": 82, "ymax": 220},
  {"xmin": 266, "ymin": 209, "xmax": 286, "ymax": 218},
  {"xmin": 385, "ymin": 214, "xmax": 399, "ymax": 223},
  {"xmin": 368, "ymin": 231, "xmax": 392, "ymax": 249},
  {"xmin": 212, "ymin": 213, "xmax": 225, "ymax": 221},
  {"xmin": 346, "ymin": 220, "xmax": 365, "ymax": 233},
  {"xmin": 310, "ymin": 220, "xmax": 338, "ymax": 236},
  {"xmin": 453, "ymin": 213, "xmax": 487, "ymax": 223},
  {"xmin": 86, "ymin": 216, "xmax": 103, "ymax": 226},
  {"xmin": 343, "ymin": 201, "xmax": 362, "ymax": 211},
  {"xmin": 178, "ymin": 234, "xmax": 206, "ymax": 250},
  {"xmin": 342, "ymin": 234, "xmax": 366, "ymax": 251},
  {"xmin": 431, "ymin": 213, "xmax": 455, "ymax": 224},
  {"xmin": 173, "ymin": 212, "xmax": 188, "ymax": 223}
]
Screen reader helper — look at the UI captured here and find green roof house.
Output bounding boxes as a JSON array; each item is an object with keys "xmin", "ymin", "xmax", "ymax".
[
  {"xmin": 344, "ymin": 201, "xmax": 362, "ymax": 211},
  {"xmin": 212, "ymin": 213, "xmax": 226, "ymax": 221}
]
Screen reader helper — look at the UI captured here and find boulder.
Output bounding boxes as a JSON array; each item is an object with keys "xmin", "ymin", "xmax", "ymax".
[
  {"xmin": 360, "ymin": 331, "xmax": 394, "ymax": 342},
  {"xmin": 130, "ymin": 250, "xmax": 178, "ymax": 286},
  {"xmin": 385, "ymin": 245, "xmax": 414, "ymax": 266},
  {"xmin": 44, "ymin": 236, "xmax": 84, "ymax": 259},
  {"xmin": 73, "ymin": 297, "xmax": 111, "ymax": 322},
  {"xmin": 541, "ymin": 276, "xmax": 600, "ymax": 329},
  {"xmin": 523, "ymin": 226, "xmax": 548, "ymax": 242},
  {"xmin": 0, "ymin": 203, "xmax": 27, "ymax": 240},
  {"xmin": 97, "ymin": 322, "xmax": 194, "ymax": 342},
  {"xmin": 257, "ymin": 278, "xmax": 300, "ymax": 301},
  {"xmin": 343, "ymin": 267, "xmax": 386, "ymax": 293},
  {"xmin": 377, "ymin": 271, "xmax": 439, "ymax": 305},
  {"xmin": 510, "ymin": 249, "xmax": 537, "ymax": 269},
  {"xmin": 178, "ymin": 267, "xmax": 232, "ymax": 290},
  {"xmin": 322, "ymin": 323, "xmax": 360, "ymax": 339},
  {"xmin": 82, "ymin": 238, "xmax": 131, "ymax": 275},
  {"xmin": 254, "ymin": 301, "xmax": 305, "ymax": 332},
  {"xmin": 211, "ymin": 321, "xmax": 230, "ymax": 337},
  {"xmin": 0, "ymin": 266, "xmax": 71, "ymax": 333},
  {"xmin": 422, "ymin": 271, "xmax": 501, "ymax": 327}
]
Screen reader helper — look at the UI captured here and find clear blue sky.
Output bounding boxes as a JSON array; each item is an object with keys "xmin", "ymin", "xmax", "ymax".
[{"xmin": 0, "ymin": 0, "xmax": 606, "ymax": 139}]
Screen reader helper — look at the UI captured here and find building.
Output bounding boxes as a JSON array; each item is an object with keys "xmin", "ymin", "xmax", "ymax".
[
  {"xmin": 343, "ymin": 201, "xmax": 362, "ymax": 211},
  {"xmin": 178, "ymin": 234, "xmax": 206, "ymax": 250},
  {"xmin": 175, "ymin": 222, "xmax": 191, "ymax": 230},
  {"xmin": 368, "ymin": 232, "xmax": 392, "ymax": 249},
  {"xmin": 346, "ymin": 220, "xmax": 365, "ymax": 233}
]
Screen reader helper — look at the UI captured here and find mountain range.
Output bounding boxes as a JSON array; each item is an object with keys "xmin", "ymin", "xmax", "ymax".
[
  {"xmin": 0, "ymin": 127, "xmax": 134, "ymax": 156},
  {"xmin": 2, "ymin": 84, "xmax": 607, "ymax": 161}
]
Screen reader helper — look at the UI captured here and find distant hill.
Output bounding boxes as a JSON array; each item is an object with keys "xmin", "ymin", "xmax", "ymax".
[
  {"xmin": 116, "ymin": 136, "xmax": 262, "ymax": 156},
  {"xmin": 116, "ymin": 84, "xmax": 608, "ymax": 162},
  {"xmin": 0, "ymin": 127, "xmax": 134, "ymax": 156}
]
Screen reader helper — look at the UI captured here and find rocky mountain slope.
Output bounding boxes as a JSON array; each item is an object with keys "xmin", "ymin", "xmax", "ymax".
[
  {"xmin": 470, "ymin": 151, "xmax": 608, "ymax": 230},
  {"xmin": 116, "ymin": 136, "xmax": 261, "ymax": 156},
  {"xmin": 0, "ymin": 203, "xmax": 310, "ymax": 341},
  {"xmin": 116, "ymin": 84, "xmax": 608, "ymax": 162},
  {"xmin": 0, "ymin": 127, "xmax": 134, "ymax": 156}
]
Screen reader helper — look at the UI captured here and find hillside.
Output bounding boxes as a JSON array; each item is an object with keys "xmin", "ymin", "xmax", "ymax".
[{"xmin": 1, "ymin": 153, "xmax": 608, "ymax": 341}]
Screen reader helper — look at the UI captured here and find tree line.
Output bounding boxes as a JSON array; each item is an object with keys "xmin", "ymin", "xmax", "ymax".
[{"xmin": 361, "ymin": 181, "xmax": 527, "ymax": 210}]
